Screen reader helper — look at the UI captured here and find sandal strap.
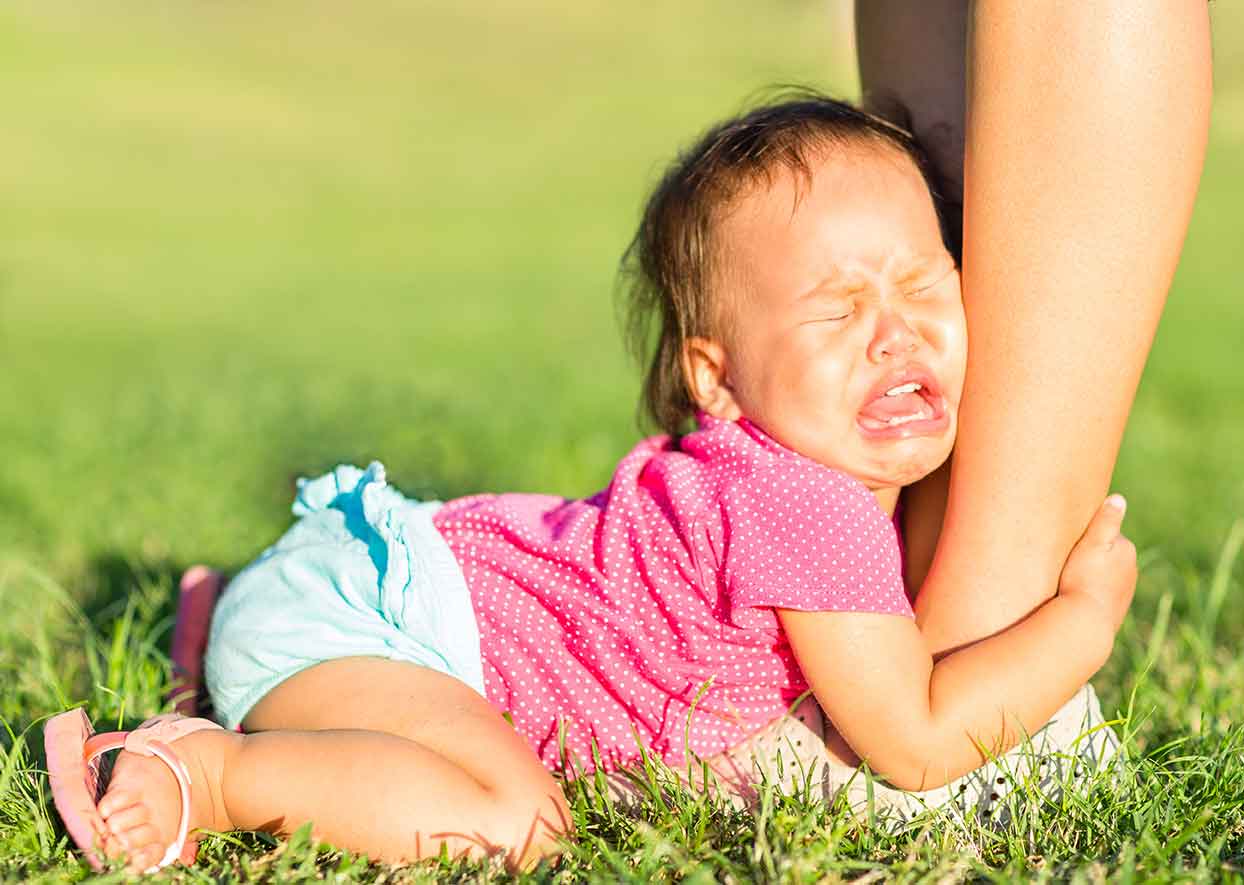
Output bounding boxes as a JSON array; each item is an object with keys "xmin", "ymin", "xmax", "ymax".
[
  {"xmin": 135, "ymin": 739, "xmax": 196, "ymax": 871},
  {"xmin": 125, "ymin": 715, "xmax": 219, "ymax": 755}
]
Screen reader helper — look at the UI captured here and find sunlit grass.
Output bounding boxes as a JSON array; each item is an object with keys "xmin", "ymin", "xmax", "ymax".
[{"xmin": 3, "ymin": 543, "xmax": 1243, "ymax": 881}]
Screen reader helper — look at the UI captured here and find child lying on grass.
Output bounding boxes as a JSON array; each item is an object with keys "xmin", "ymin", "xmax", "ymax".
[{"xmin": 45, "ymin": 93, "xmax": 1135, "ymax": 874}]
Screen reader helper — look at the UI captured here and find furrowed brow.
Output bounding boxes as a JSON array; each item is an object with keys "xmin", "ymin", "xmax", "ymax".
[{"xmin": 893, "ymin": 253, "xmax": 955, "ymax": 286}]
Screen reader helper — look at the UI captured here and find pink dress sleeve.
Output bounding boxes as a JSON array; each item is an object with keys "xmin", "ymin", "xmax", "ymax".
[{"xmin": 716, "ymin": 461, "xmax": 913, "ymax": 630}]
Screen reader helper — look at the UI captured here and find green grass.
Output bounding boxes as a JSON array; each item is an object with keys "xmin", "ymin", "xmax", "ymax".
[{"xmin": 2, "ymin": 0, "xmax": 1243, "ymax": 880}]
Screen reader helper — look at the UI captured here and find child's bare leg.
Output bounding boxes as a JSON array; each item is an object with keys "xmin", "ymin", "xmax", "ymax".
[
  {"xmin": 96, "ymin": 658, "xmax": 570, "ymax": 871},
  {"xmin": 241, "ymin": 658, "xmax": 571, "ymax": 867}
]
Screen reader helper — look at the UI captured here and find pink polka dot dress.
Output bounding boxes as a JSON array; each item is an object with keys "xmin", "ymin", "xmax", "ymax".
[{"xmin": 432, "ymin": 414, "xmax": 912, "ymax": 774}]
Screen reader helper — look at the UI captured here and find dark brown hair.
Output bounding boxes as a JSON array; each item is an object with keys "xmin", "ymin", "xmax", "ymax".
[{"xmin": 620, "ymin": 89, "xmax": 950, "ymax": 437}]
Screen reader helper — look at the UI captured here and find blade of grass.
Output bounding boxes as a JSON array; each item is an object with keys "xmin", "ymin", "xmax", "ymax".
[{"xmin": 1202, "ymin": 518, "xmax": 1243, "ymax": 643}]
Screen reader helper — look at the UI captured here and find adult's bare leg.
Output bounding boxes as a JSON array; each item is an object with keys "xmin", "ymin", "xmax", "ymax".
[
  {"xmin": 856, "ymin": 1, "xmax": 1212, "ymax": 654},
  {"xmin": 856, "ymin": 0, "xmax": 968, "ymax": 253}
]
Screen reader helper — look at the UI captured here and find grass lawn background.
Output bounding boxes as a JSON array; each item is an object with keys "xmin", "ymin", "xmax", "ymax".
[{"xmin": 1, "ymin": 1, "xmax": 1243, "ymax": 880}]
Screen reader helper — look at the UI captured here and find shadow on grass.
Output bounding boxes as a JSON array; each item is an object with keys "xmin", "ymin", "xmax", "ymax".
[{"xmin": 77, "ymin": 552, "xmax": 188, "ymax": 632}]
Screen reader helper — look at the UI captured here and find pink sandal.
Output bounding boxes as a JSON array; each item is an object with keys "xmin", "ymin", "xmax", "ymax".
[
  {"xmin": 169, "ymin": 566, "xmax": 226, "ymax": 717},
  {"xmin": 44, "ymin": 708, "xmax": 222, "ymax": 873}
]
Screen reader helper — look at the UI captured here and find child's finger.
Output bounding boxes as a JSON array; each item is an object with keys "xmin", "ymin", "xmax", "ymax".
[{"xmin": 1081, "ymin": 494, "xmax": 1127, "ymax": 546}]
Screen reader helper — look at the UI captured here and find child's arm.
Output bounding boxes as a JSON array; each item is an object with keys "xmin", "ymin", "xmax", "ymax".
[{"xmin": 778, "ymin": 495, "xmax": 1135, "ymax": 791}]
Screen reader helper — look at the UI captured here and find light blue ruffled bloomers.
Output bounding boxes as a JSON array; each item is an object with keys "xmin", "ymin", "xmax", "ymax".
[{"xmin": 204, "ymin": 462, "xmax": 486, "ymax": 729}]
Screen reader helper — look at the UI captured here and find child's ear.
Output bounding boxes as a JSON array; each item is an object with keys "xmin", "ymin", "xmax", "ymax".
[{"xmin": 682, "ymin": 337, "xmax": 742, "ymax": 421}]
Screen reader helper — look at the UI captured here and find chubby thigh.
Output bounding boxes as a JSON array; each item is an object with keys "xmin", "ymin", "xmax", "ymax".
[
  {"xmin": 242, "ymin": 657, "xmax": 570, "ymax": 866},
  {"xmin": 203, "ymin": 462, "xmax": 487, "ymax": 731}
]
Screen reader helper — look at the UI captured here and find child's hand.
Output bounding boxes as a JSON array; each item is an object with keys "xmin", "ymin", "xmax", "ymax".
[
  {"xmin": 1057, "ymin": 494, "xmax": 1137, "ymax": 634},
  {"xmin": 782, "ymin": 493, "xmax": 1136, "ymax": 790}
]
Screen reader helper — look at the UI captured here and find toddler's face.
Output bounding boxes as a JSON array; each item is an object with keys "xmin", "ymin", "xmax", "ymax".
[{"xmin": 691, "ymin": 147, "xmax": 966, "ymax": 503}]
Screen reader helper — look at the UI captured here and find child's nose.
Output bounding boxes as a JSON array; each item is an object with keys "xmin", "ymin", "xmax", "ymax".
[{"xmin": 867, "ymin": 309, "xmax": 920, "ymax": 362}]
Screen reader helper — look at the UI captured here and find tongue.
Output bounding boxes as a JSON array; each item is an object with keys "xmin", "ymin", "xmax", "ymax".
[{"xmin": 859, "ymin": 392, "xmax": 929, "ymax": 422}]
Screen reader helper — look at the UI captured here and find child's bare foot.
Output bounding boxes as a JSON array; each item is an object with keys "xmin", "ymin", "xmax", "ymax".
[{"xmin": 96, "ymin": 728, "xmax": 239, "ymax": 872}]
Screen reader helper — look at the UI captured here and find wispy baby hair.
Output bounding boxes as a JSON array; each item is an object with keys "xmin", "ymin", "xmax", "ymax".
[{"xmin": 620, "ymin": 88, "xmax": 948, "ymax": 437}]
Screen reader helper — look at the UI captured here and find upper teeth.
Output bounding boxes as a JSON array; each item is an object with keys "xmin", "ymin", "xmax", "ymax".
[{"xmin": 885, "ymin": 382, "xmax": 922, "ymax": 396}]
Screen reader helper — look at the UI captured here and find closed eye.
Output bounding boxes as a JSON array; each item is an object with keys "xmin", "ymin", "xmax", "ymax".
[
  {"xmin": 801, "ymin": 304, "xmax": 854, "ymax": 325},
  {"xmin": 901, "ymin": 263, "xmax": 958, "ymax": 299}
]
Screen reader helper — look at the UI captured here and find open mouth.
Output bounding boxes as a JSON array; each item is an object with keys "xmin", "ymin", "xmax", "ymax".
[{"xmin": 856, "ymin": 366, "xmax": 950, "ymax": 440}]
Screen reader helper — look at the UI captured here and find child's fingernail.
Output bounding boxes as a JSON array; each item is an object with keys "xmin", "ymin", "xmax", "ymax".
[{"xmin": 1106, "ymin": 494, "xmax": 1127, "ymax": 513}]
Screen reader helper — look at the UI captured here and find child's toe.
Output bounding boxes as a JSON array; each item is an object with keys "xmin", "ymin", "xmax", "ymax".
[
  {"xmin": 100, "ymin": 829, "xmax": 123, "ymax": 858},
  {"xmin": 97, "ymin": 789, "xmax": 137, "ymax": 818},
  {"xmin": 102, "ymin": 801, "xmax": 149, "ymax": 835},
  {"xmin": 119, "ymin": 823, "xmax": 163, "ymax": 870}
]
